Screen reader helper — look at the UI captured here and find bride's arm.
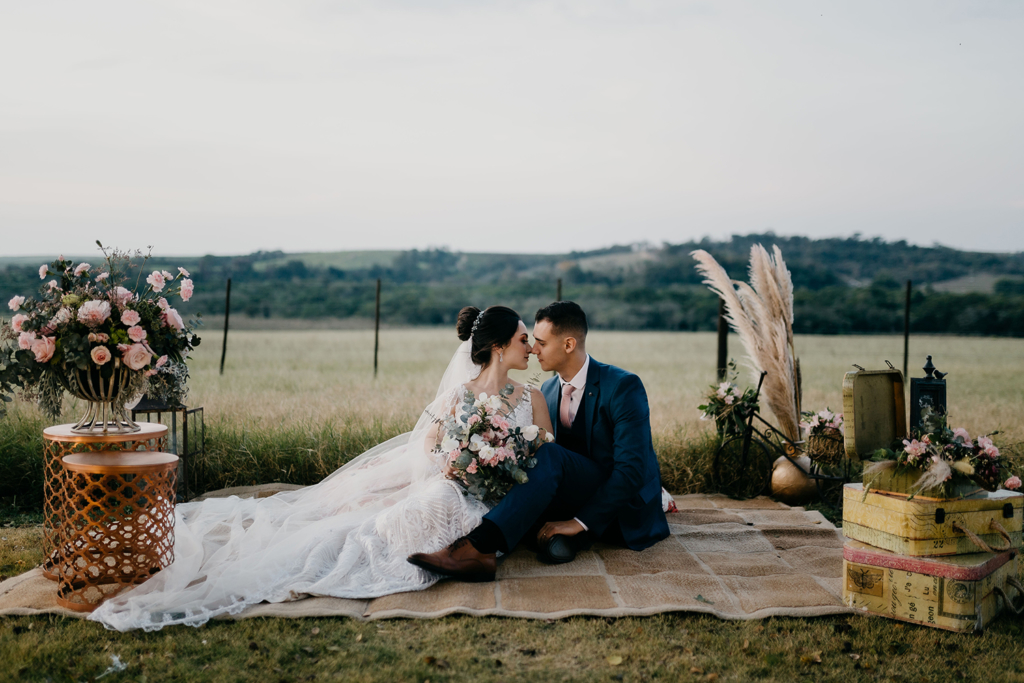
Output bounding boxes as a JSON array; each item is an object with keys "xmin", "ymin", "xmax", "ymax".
[{"xmin": 530, "ymin": 386, "xmax": 554, "ymax": 441}]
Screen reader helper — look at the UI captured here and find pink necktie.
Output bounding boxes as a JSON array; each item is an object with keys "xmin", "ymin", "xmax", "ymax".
[{"xmin": 560, "ymin": 384, "xmax": 576, "ymax": 428}]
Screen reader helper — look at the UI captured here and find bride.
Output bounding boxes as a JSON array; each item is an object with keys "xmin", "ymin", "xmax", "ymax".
[{"xmin": 90, "ymin": 305, "xmax": 553, "ymax": 631}]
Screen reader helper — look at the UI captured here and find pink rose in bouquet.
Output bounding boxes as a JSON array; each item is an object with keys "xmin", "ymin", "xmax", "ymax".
[
  {"xmin": 31, "ymin": 336, "xmax": 56, "ymax": 363},
  {"xmin": 162, "ymin": 307, "xmax": 185, "ymax": 331},
  {"xmin": 121, "ymin": 343, "xmax": 153, "ymax": 371},
  {"xmin": 1005, "ymin": 476, "xmax": 1022, "ymax": 491},
  {"xmin": 90, "ymin": 346, "xmax": 112, "ymax": 366},
  {"xmin": 11, "ymin": 314, "xmax": 28, "ymax": 333},
  {"xmin": 77, "ymin": 300, "xmax": 111, "ymax": 327},
  {"xmin": 18, "ymin": 331, "xmax": 36, "ymax": 350},
  {"xmin": 8, "ymin": 295, "xmax": 24, "ymax": 311}
]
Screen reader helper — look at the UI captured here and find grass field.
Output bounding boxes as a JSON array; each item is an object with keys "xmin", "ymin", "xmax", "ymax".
[{"xmin": 2, "ymin": 330, "xmax": 1024, "ymax": 681}]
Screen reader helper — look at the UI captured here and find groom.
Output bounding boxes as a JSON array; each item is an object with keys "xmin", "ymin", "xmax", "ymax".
[{"xmin": 409, "ymin": 301, "xmax": 669, "ymax": 581}]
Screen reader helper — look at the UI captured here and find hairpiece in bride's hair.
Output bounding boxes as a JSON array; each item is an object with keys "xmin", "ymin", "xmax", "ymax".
[{"xmin": 470, "ymin": 309, "xmax": 485, "ymax": 336}]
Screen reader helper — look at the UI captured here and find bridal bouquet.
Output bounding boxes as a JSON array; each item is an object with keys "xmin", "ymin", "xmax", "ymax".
[
  {"xmin": 866, "ymin": 407, "xmax": 1012, "ymax": 495},
  {"xmin": 0, "ymin": 244, "xmax": 201, "ymax": 420},
  {"xmin": 439, "ymin": 384, "xmax": 551, "ymax": 503}
]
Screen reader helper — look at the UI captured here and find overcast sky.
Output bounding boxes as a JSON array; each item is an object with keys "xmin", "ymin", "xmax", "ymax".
[{"xmin": 2, "ymin": 1, "xmax": 1022, "ymax": 257}]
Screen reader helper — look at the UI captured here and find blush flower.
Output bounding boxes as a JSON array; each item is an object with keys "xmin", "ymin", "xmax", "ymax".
[
  {"xmin": 162, "ymin": 307, "xmax": 184, "ymax": 331},
  {"xmin": 39, "ymin": 264, "xmax": 48, "ymax": 279},
  {"xmin": 121, "ymin": 343, "xmax": 153, "ymax": 370},
  {"xmin": 90, "ymin": 346, "xmax": 112, "ymax": 366},
  {"xmin": 87, "ymin": 332, "xmax": 110, "ymax": 343},
  {"xmin": 180, "ymin": 278, "xmax": 194, "ymax": 302},
  {"xmin": 127, "ymin": 325, "xmax": 147, "ymax": 342},
  {"xmin": 952, "ymin": 427, "xmax": 973, "ymax": 448},
  {"xmin": 156, "ymin": 355, "xmax": 168, "ymax": 368},
  {"xmin": 74, "ymin": 263, "xmax": 91, "ymax": 276},
  {"xmin": 8, "ymin": 295, "xmax": 24, "ymax": 311},
  {"xmin": 161, "ymin": 270, "xmax": 173, "ymax": 281},
  {"xmin": 467, "ymin": 414, "xmax": 481, "ymax": 426},
  {"xmin": 95, "ymin": 272, "xmax": 109, "ymax": 282},
  {"xmin": 157, "ymin": 297, "xmax": 169, "ymax": 311},
  {"xmin": 1005, "ymin": 476, "xmax": 1022, "ymax": 491},
  {"xmin": 18, "ymin": 331, "xmax": 36, "ymax": 350},
  {"xmin": 466, "ymin": 459, "xmax": 479, "ymax": 474},
  {"xmin": 47, "ymin": 280, "xmax": 60, "ymax": 292},
  {"xmin": 77, "ymin": 300, "xmax": 111, "ymax": 327},
  {"xmin": 31, "ymin": 336, "xmax": 56, "ymax": 363},
  {"xmin": 11, "ymin": 313, "xmax": 28, "ymax": 332},
  {"xmin": 120, "ymin": 309, "xmax": 141, "ymax": 326},
  {"xmin": 114, "ymin": 287, "xmax": 134, "ymax": 305},
  {"xmin": 178, "ymin": 267, "xmax": 190, "ymax": 277},
  {"xmin": 146, "ymin": 271, "xmax": 166, "ymax": 292},
  {"xmin": 903, "ymin": 438, "xmax": 929, "ymax": 460}
]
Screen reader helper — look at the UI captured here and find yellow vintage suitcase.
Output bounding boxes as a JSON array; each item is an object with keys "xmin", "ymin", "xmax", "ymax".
[
  {"xmin": 843, "ymin": 483, "xmax": 1023, "ymax": 556},
  {"xmin": 842, "ymin": 367, "xmax": 907, "ymax": 463},
  {"xmin": 843, "ymin": 539, "xmax": 1021, "ymax": 632}
]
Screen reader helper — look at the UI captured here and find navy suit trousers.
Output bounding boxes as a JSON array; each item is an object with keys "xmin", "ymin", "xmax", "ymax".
[{"xmin": 483, "ymin": 443, "xmax": 611, "ymax": 550}]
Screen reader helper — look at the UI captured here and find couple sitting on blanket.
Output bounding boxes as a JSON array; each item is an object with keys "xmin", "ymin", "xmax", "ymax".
[{"xmin": 90, "ymin": 301, "xmax": 669, "ymax": 632}]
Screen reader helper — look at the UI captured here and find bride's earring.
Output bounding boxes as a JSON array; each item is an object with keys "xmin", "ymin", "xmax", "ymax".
[{"xmin": 499, "ymin": 350, "xmax": 504, "ymax": 363}]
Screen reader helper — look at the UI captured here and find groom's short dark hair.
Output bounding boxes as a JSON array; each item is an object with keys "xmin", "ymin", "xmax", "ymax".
[{"xmin": 535, "ymin": 301, "xmax": 588, "ymax": 341}]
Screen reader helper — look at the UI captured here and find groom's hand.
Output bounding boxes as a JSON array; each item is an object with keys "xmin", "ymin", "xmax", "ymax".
[{"xmin": 537, "ymin": 520, "xmax": 584, "ymax": 543}]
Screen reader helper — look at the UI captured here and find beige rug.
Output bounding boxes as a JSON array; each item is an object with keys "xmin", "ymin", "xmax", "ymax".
[{"xmin": 0, "ymin": 486, "xmax": 853, "ymax": 622}]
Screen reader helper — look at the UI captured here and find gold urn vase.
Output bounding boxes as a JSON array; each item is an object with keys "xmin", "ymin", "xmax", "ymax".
[{"xmin": 60, "ymin": 358, "xmax": 141, "ymax": 435}]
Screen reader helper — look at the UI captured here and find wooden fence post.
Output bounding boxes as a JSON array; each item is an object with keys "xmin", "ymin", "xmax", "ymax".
[
  {"xmin": 219, "ymin": 278, "xmax": 231, "ymax": 376},
  {"xmin": 716, "ymin": 298, "xmax": 728, "ymax": 380},
  {"xmin": 373, "ymin": 278, "xmax": 381, "ymax": 379},
  {"xmin": 903, "ymin": 280, "xmax": 912, "ymax": 380}
]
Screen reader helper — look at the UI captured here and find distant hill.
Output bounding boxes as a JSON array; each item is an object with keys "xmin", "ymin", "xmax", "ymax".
[{"xmin": 3, "ymin": 235, "xmax": 1023, "ymax": 336}]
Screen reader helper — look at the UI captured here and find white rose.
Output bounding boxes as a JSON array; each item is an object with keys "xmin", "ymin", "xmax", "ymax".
[
  {"xmin": 468, "ymin": 434, "xmax": 484, "ymax": 452},
  {"xmin": 487, "ymin": 395, "xmax": 504, "ymax": 411},
  {"xmin": 522, "ymin": 425, "xmax": 540, "ymax": 441},
  {"xmin": 478, "ymin": 444, "xmax": 495, "ymax": 463},
  {"xmin": 440, "ymin": 436, "xmax": 460, "ymax": 453}
]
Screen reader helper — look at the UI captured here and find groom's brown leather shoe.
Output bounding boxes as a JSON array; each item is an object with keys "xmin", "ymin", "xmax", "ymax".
[{"xmin": 408, "ymin": 537, "xmax": 496, "ymax": 582}]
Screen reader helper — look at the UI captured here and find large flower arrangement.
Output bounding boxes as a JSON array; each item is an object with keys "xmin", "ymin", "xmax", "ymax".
[
  {"xmin": 439, "ymin": 384, "xmax": 551, "ymax": 503},
  {"xmin": 698, "ymin": 362, "xmax": 760, "ymax": 437},
  {"xmin": 0, "ymin": 245, "xmax": 201, "ymax": 420},
  {"xmin": 866, "ymin": 407, "xmax": 1015, "ymax": 496}
]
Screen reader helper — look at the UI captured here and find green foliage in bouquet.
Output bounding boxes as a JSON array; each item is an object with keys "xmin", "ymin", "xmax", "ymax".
[
  {"xmin": 698, "ymin": 360, "xmax": 760, "ymax": 438},
  {"xmin": 439, "ymin": 383, "xmax": 550, "ymax": 503},
  {"xmin": 0, "ymin": 243, "xmax": 201, "ymax": 420}
]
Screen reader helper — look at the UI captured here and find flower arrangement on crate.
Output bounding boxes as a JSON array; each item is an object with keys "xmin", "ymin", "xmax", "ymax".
[
  {"xmin": 800, "ymin": 408, "xmax": 844, "ymax": 466},
  {"xmin": 0, "ymin": 244, "xmax": 201, "ymax": 433},
  {"xmin": 438, "ymin": 384, "xmax": 552, "ymax": 503},
  {"xmin": 865, "ymin": 406, "xmax": 1017, "ymax": 498},
  {"xmin": 699, "ymin": 362, "xmax": 760, "ymax": 438}
]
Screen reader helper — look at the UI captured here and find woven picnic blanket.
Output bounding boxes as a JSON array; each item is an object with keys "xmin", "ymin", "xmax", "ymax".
[{"xmin": 0, "ymin": 486, "xmax": 852, "ymax": 621}]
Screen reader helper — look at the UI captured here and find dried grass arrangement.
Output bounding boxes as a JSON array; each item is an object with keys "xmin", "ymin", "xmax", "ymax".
[{"xmin": 692, "ymin": 245, "xmax": 802, "ymax": 441}]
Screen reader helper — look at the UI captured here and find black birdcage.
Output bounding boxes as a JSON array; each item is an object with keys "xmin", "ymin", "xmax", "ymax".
[
  {"xmin": 131, "ymin": 395, "xmax": 204, "ymax": 502},
  {"xmin": 909, "ymin": 355, "xmax": 948, "ymax": 433}
]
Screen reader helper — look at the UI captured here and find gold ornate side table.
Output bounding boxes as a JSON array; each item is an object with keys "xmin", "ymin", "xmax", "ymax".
[
  {"xmin": 54, "ymin": 451, "xmax": 178, "ymax": 612},
  {"xmin": 42, "ymin": 423, "xmax": 167, "ymax": 580}
]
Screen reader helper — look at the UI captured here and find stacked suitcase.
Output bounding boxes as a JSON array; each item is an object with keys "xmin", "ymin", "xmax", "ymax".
[{"xmin": 839, "ymin": 368, "xmax": 1023, "ymax": 632}]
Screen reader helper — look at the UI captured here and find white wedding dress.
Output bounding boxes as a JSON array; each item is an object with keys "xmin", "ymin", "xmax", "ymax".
[{"xmin": 90, "ymin": 341, "xmax": 533, "ymax": 632}]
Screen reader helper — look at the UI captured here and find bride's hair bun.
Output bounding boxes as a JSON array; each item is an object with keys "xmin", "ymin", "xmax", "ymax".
[
  {"xmin": 456, "ymin": 305, "xmax": 522, "ymax": 365},
  {"xmin": 456, "ymin": 306, "xmax": 481, "ymax": 342}
]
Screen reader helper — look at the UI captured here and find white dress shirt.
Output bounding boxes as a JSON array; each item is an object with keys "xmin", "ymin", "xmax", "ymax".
[{"xmin": 560, "ymin": 355, "xmax": 592, "ymax": 532}]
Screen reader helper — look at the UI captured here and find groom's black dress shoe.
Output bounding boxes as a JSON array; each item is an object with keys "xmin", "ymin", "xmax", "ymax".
[
  {"xmin": 408, "ymin": 537, "xmax": 496, "ymax": 582},
  {"xmin": 537, "ymin": 534, "xmax": 590, "ymax": 565}
]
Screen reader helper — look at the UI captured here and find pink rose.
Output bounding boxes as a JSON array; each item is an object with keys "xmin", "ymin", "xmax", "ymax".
[
  {"xmin": 162, "ymin": 307, "xmax": 184, "ymax": 331},
  {"xmin": 127, "ymin": 325, "xmax": 147, "ymax": 342},
  {"xmin": 156, "ymin": 355, "xmax": 168, "ymax": 368},
  {"xmin": 90, "ymin": 346, "xmax": 112, "ymax": 366},
  {"xmin": 39, "ymin": 264, "xmax": 48, "ymax": 279},
  {"xmin": 953, "ymin": 427, "xmax": 973, "ymax": 448},
  {"xmin": 121, "ymin": 343, "xmax": 153, "ymax": 370},
  {"xmin": 467, "ymin": 414, "xmax": 481, "ymax": 426},
  {"xmin": 11, "ymin": 313, "xmax": 28, "ymax": 332},
  {"xmin": 8, "ymin": 295, "xmax": 24, "ymax": 311},
  {"xmin": 74, "ymin": 263, "xmax": 91, "ymax": 276},
  {"xmin": 114, "ymin": 287, "xmax": 133, "ymax": 305},
  {"xmin": 18, "ymin": 331, "xmax": 36, "ymax": 350},
  {"xmin": 77, "ymin": 300, "xmax": 111, "ymax": 327},
  {"xmin": 121, "ymin": 309, "xmax": 141, "ymax": 326},
  {"xmin": 178, "ymin": 267, "xmax": 190, "ymax": 277},
  {"xmin": 146, "ymin": 271, "xmax": 166, "ymax": 292},
  {"xmin": 88, "ymin": 332, "xmax": 110, "ymax": 343},
  {"xmin": 31, "ymin": 336, "xmax": 55, "ymax": 363},
  {"xmin": 180, "ymin": 278, "xmax": 194, "ymax": 302},
  {"xmin": 1005, "ymin": 476, "xmax": 1021, "ymax": 491},
  {"xmin": 95, "ymin": 272, "xmax": 109, "ymax": 282},
  {"xmin": 466, "ymin": 459, "xmax": 478, "ymax": 474}
]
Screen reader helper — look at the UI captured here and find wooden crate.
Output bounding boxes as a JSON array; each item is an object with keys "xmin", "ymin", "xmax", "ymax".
[
  {"xmin": 843, "ymin": 539, "xmax": 1018, "ymax": 632},
  {"xmin": 842, "ymin": 368, "xmax": 906, "ymax": 463},
  {"xmin": 843, "ymin": 483, "xmax": 1023, "ymax": 557}
]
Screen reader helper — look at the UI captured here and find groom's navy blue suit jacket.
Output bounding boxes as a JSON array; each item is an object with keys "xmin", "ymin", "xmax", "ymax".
[{"xmin": 541, "ymin": 357, "xmax": 669, "ymax": 550}]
